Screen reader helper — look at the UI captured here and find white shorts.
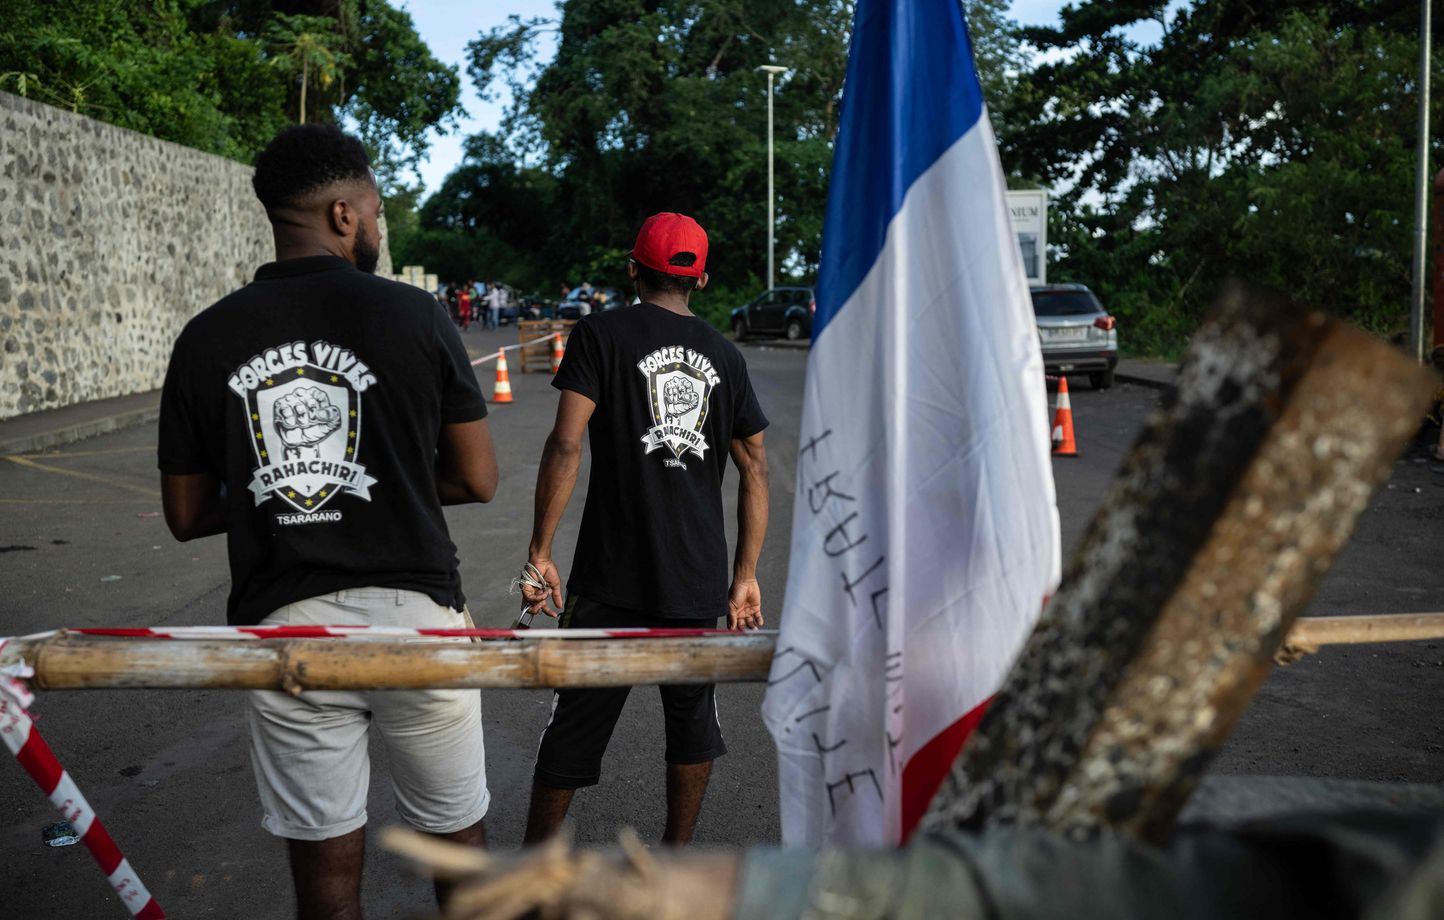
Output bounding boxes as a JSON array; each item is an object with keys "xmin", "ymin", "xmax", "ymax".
[{"xmin": 246, "ymin": 588, "xmax": 490, "ymax": 841}]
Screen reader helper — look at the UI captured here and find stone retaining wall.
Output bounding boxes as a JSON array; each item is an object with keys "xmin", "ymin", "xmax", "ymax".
[{"xmin": 0, "ymin": 92, "xmax": 391, "ymax": 419}]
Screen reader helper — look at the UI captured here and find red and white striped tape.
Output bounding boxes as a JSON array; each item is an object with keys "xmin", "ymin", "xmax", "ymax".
[
  {"xmin": 0, "ymin": 642, "xmax": 165, "ymax": 918},
  {"xmin": 11, "ymin": 625, "xmax": 771, "ymax": 643},
  {"xmin": 469, "ymin": 332, "xmax": 560, "ymax": 367},
  {"xmin": 0, "ymin": 623, "xmax": 770, "ymax": 917}
]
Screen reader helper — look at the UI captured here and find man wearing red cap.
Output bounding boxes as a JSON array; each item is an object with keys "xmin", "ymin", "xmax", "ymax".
[{"xmin": 519, "ymin": 212, "xmax": 771, "ymax": 845}]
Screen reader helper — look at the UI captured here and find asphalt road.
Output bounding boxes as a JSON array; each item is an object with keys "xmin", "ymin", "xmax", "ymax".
[{"xmin": 1, "ymin": 324, "xmax": 1442, "ymax": 918}]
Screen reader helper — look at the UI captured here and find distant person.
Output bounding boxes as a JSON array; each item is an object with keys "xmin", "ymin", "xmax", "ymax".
[
  {"xmin": 519, "ymin": 212, "xmax": 770, "ymax": 847},
  {"xmin": 486, "ymin": 282, "xmax": 503, "ymax": 330},
  {"xmin": 157, "ymin": 124, "xmax": 498, "ymax": 918},
  {"xmin": 445, "ymin": 285, "xmax": 460, "ymax": 324},
  {"xmin": 458, "ymin": 284, "xmax": 474, "ymax": 331}
]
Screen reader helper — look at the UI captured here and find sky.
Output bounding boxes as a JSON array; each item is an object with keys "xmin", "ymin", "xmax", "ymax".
[
  {"xmin": 402, "ymin": 1, "xmax": 1148, "ymax": 194},
  {"xmin": 404, "ymin": 0, "xmax": 559, "ymax": 193}
]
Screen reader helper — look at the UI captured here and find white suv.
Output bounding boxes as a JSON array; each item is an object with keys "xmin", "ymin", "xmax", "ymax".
[{"xmin": 1030, "ymin": 284, "xmax": 1118, "ymax": 390}]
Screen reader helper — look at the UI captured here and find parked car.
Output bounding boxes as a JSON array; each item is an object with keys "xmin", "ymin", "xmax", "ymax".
[
  {"xmin": 517, "ymin": 292, "xmax": 553, "ymax": 320},
  {"xmin": 1029, "ymin": 283, "xmax": 1118, "ymax": 389},
  {"xmin": 556, "ymin": 286, "xmax": 622, "ymax": 320},
  {"xmin": 731, "ymin": 286, "xmax": 815, "ymax": 341}
]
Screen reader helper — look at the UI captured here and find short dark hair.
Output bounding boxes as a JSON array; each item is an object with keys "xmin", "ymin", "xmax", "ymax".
[
  {"xmin": 634, "ymin": 261, "xmax": 699, "ymax": 296},
  {"xmin": 252, "ymin": 124, "xmax": 373, "ymax": 212}
]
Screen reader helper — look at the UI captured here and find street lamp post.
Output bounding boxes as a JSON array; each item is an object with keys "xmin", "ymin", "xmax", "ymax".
[
  {"xmin": 759, "ymin": 65, "xmax": 788, "ymax": 292},
  {"xmin": 1410, "ymin": 0, "xmax": 1432, "ymax": 361}
]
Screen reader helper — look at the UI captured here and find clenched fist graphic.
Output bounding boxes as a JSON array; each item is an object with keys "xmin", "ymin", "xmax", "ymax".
[
  {"xmin": 662, "ymin": 376, "xmax": 700, "ymax": 423},
  {"xmin": 274, "ymin": 386, "xmax": 343, "ymax": 459}
]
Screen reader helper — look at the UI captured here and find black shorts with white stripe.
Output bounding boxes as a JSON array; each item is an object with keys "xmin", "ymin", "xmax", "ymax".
[{"xmin": 532, "ymin": 594, "xmax": 727, "ymax": 789}]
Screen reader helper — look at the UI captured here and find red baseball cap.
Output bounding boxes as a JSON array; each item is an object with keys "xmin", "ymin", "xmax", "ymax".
[{"xmin": 631, "ymin": 212, "xmax": 708, "ymax": 278}]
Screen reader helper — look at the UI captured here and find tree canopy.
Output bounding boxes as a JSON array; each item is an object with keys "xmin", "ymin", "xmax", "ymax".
[
  {"xmin": 5, "ymin": 0, "xmax": 1432, "ymax": 349},
  {"xmin": 995, "ymin": 0, "xmax": 1442, "ymax": 350},
  {"xmin": 405, "ymin": 0, "xmax": 1438, "ymax": 348},
  {"xmin": 420, "ymin": 0, "xmax": 864, "ymax": 323},
  {"xmin": 0, "ymin": 0, "xmax": 461, "ymax": 192}
]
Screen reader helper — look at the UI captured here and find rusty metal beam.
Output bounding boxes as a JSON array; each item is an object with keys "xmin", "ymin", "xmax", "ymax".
[{"xmin": 922, "ymin": 284, "xmax": 1439, "ymax": 842}]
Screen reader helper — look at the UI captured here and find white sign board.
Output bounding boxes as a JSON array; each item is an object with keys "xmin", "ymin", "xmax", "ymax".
[{"xmin": 1005, "ymin": 190, "xmax": 1047, "ymax": 286}]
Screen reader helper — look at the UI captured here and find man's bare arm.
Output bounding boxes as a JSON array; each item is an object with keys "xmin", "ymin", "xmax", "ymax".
[
  {"xmin": 436, "ymin": 419, "xmax": 499, "ymax": 505},
  {"xmin": 161, "ymin": 472, "xmax": 227, "ymax": 542},
  {"xmin": 522, "ymin": 390, "xmax": 596, "ymax": 615},
  {"xmin": 728, "ymin": 431, "xmax": 769, "ymax": 631}
]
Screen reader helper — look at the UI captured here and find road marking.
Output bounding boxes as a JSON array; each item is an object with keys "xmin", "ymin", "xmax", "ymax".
[
  {"xmin": 16, "ymin": 446, "xmax": 153, "ymax": 459},
  {"xmin": 0, "ymin": 498, "xmax": 156, "ymax": 505},
  {"xmin": 2, "ymin": 455, "xmax": 160, "ymax": 498}
]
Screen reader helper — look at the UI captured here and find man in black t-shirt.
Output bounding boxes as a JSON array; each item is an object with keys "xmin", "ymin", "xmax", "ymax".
[
  {"xmin": 158, "ymin": 125, "xmax": 498, "ymax": 916},
  {"xmin": 520, "ymin": 212, "xmax": 771, "ymax": 846}
]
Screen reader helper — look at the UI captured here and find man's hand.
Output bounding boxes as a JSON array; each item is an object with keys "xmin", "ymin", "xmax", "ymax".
[
  {"xmin": 727, "ymin": 579, "xmax": 764, "ymax": 631},
  {"xmin": 523, "ymin": 556, "xmax": 564, "ymax": 618},
  {"xmin": 524, "ymin": 391, "xmax": 594, "ymax": 617}
]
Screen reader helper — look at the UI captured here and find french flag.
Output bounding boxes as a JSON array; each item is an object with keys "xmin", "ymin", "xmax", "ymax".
[{"xmin": 761, "ymin": 0, "xmax": 1061, "ymax": 845}]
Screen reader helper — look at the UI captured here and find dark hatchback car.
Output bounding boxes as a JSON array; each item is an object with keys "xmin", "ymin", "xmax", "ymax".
[
  {"xmin": 1030, "ymin": 283, "xmax": 1118, "ymax": 389},
  {"xmin": 556, "ymin": 286, "xmax": 623, "ymax": 320},
  {"xmin": 731, "ymin": 286, "xmax": 816, "ymax": 341}
]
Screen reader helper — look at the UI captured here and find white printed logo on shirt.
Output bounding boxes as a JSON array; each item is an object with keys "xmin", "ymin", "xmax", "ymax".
[
  {"xmin": 637, "ymin": 346, "xmax": 720, "ymax": 469},
  {"xmin": 227, "ymin": 340, "xmax": 379, "ymax": 516}
]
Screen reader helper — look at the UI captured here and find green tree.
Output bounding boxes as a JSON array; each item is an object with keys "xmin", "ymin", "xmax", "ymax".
[
  {"xmin": 456, "ymin": 0, "xmax": 858, "ymax": 323},
  {"xmin": 999, "ymin": 0, "xmax": 1443, "ymax": 352},
  {"xmin": 0, "ymin": 0, "xmax": 290, "ymax": 158},
  {"xmin": 434, "ymin": 0, "xmax": 1028, "ymax": 325},
  {"xmin": 335, "ymin": 0, "xmax": 464, "ymax": 192},
  {"xmin": 264, "ymin": 13, "xmax": 351, "ymax": 124},
  {"xmin": 962, "ymin": 0, "xmax": 1025, "ymax": 128},
  {"xmin": 398, "ymin": 133, "xmax": 560, "ymax": 287},
  {"xmin": 0, "ymin": 0, "xmax": 459, "ymax": 188}
]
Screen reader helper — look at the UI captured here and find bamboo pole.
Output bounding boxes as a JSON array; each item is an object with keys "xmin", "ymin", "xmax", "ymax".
[
  {"xmin": 1, "ymin": 613, "xmax": 1443, "ymax": 692},
  {"xmin": 1285, "ymin": 612, "xmax": 1444, "ymax": 647},
  {"xmin": 0, "ymin": 635, "xmax": 777, "ymax": 693}
]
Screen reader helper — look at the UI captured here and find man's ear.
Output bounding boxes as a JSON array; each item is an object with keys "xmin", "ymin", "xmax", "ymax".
[
  {"xmin": 627, "ymin": 261, "xmax": 639, "ymax": 283},
  {"xmin": 327, "ymin": 198, "xmax": 355, "ymax": 237},
  {"xmin": 695, "ymin": 271, "xmax": 709, "ymax": 291}
]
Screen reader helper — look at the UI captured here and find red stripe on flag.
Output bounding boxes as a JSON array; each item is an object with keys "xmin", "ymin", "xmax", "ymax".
[
  {"xmin": 899, "ymin": 696, "xmax": 991, "ymax": 843},
  {"xmin": 15, "ymin": 731, "xmax": 63, "ymax": 794},
  {"xmin": 136, "ymin": 899, "xmax": 167, "ymax": 919},
  {"xmin": 83, "ymin": 823, "xmax": 125, "ymax": 875}
]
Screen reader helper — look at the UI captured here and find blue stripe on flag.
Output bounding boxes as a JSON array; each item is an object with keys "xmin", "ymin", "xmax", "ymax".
[{"xmin": 814, "ymin": 0, "xmax": 985, "ymax": 338}]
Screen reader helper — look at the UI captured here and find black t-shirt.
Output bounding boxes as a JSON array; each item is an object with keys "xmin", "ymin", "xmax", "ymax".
[
  {"xmin": 552, "ymin": 303, "xmax": 769, "ymax": 618},
  {"xmin": 157, "ymin": 255, "xmax": 487, "ymax": 625}
]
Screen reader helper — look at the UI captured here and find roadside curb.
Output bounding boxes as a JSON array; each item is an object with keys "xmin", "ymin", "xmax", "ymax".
[
  {"xmin": 1114, "ymin": 371, "xmax": 1176, "ymax": 392},
  {"xmin": 0, "ymin": 394, "xmax": 161, "ymax": 456},
  {"xmin": 740, "ymin": 339, "xmax": 811, "ymax": 351}
]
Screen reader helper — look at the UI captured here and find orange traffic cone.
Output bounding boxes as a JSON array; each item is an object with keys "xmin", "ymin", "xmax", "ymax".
[
  {"xmin": 493, "ymin": 349, "xmax": 513, "ymax": 404},
  {"xmin": 1051, "ymin": 376, "xmax": 1077, "ymax": 457},
  {"xmin": 551, "ymin": 332, "xmax": 565, "ymax": 374}
]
